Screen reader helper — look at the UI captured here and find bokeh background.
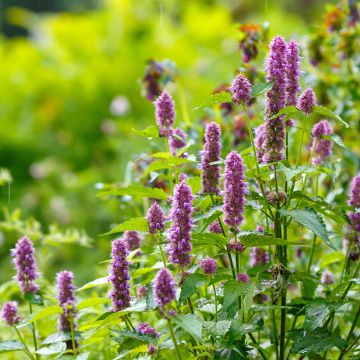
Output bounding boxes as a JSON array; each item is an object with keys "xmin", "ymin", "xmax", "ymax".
[{"xmin": 2, "ymin": 0, "xmax": 359, "ymax": 286}]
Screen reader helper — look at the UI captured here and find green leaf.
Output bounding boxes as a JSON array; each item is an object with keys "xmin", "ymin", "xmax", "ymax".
[
  {"xmin": 192, "ymin": 232, "xmax": 227, "ymax": 247},
  {"xmin": 37, "ymin": 342, "xmax": 66, "ymax": 355},
  {"xmin": 203, "ymin": 320, "xmax": 232, "ymax": 336},
  {"xmin": 280, "ymin": 208, "xmax": 335, "ymax": 250},
  {"xmin": 313, "ymin": 105, "xmax": 350, "ymax": 128},
  {"xmin": 223, "ymin": 280, "xmax": 249, "ymax": 310},
  {"xmin": 304, "ymin": 303, "xmax": 331, "ymax": 331},
  {"xmin": 173, "ymin": 314, "xmax": 203, "ymax": 340},
  {"xmin": 289, "ymin": 329, "xmax": 347, "ymax": 355},
  {"xmin": 112, "ymin": 330, "xmax": 157, "ymax": 344},
  {"xmin": 320, "ymin": 251, "xmax": 345, "ymax": 269},
  {"xmin": 132, "ymin": 125, "xmax": 159, "ymax": 138},
  {"xmin": 237, "ymin": 232, "xmax": 303, "ymax": 247},
  {"xmin": 242, "ymin": 282, "xmax": 254, "ymax": 320},
  {"xmin": 103, "ymin": 217, "xmax": 149, "ymax": 235},
  {"xmin": 18, "ymin": 305, "xmax": 63, "ymax": 327},
  {"xmin": 269, "ymin": 106, "xmax": 299, "ymax": 120},
  {"xmin": 77, "ymin": 297, "xmax": 110, "ymax": 310},
  {"xmin": 0, "ymin": 340, "xmax": 23, "ymax": 352},
  {"xmin": 323, "ymin": 134, "xmax": 349, "ymax": 151},
  {"xmin": 194, "ymin": 92, "xmax": 232, "ymax": 109},
  {"xmin": 144, "ymin": 157, "xmax": 194, "ymax": 176},
  {"xmin": 187, "ymin": 176, "xmax": 201, "ymax": 194},
  {"xmin": 228, "ymin": 316, "xmax": 264, "ymax": 344},
  {"xmin": 277, "ymin": 163, "xmax": 318, "ymax": 182},
  {"xmin": 179, "ymin": 273, "xmax": 208, "ymax": 303},
  {"xmin": 98, "ymin": 185, "xmax": 168, "ymax": 200},
  {"xmin": 250, "ymin": 81, "xmax": 274, "ymax": 98},
  {"xmin": 42, "ymin": 332, "xmax": 78, "ymax": 345},
  {"xmin": 24, "ymin": 293, "xmax": 44, "ymax": 305},
  {"xmin": 76, "ymin": 277, "xmax": 108, "ymax": 292}
]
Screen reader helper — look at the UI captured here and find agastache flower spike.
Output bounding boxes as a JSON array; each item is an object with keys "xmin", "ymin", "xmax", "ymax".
[
  {"xmin": 285, "ymin": 40, "xmax": 301, "ymax": 106},
  {"xmin": 229, "ymin": 73, "xmax": 252, "ymax": 104},
  {"xmin": 349, "ymin": 175, "xmax": 360, "ymax": 208},
  {"xmin": 199, "ymin": 257, "xmax": 218, "ymax": 275},
  {"xmin": 56, "ymin": 271, "xmax": 76, "ymax": 331},
  {"xmin": 311, "ymin": 120, "xmax": 333, "ymax": 165},
  {"xmin": 155, "ymin": 90, "xmax": 175, "ymax": 136},
  {"xmin": 263, "ymin": 36, "xmax": 287, "ymax": 162},
  {"xmin": 136, "ymin": 322, "xmax": 160, "ymax": 337},
  {"xmin": 201, "ymin": 122, "xmax": 221, "ymax": 194},
  {"xmin": 169, "ymin": 128, "xmax": 187, "ymax": 155},
  {"xmin": 223, "ymin": 151, "xmax": 245, "ymax": 229},
  {"xmin": 297, "ymin": 87, "xmax": 316, "ymax": 114},
  {"xmin": 168, "ymin": 182, "xmax": 194, "ymax": 267},
  {"xmin": 153, "ymin": 268, "xmax": 176, "ymax": 307},
  {"xmin": 1, "ymin": 302, "xmax": 20, "ymax": 326},
  {"xmin": 147, "ymin": 202, "xmax": 166, "ymax": 234},
  {"xmin": 254, "ymin": 124, "xmax": 266, "ymax": 163},
  {"xmin": 11, "ymin": 236, "xmax": 39, "ymax": 294},
  {"xmin": 109, "ymin": 239, "xmax": 131, "ymax": 312},
  {"xmin": 123, "ymin": 231, "xmax": 141, "ymax": 251}
]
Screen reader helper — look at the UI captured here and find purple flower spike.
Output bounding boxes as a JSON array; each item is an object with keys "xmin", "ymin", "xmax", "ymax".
[
  {"xmin": 136, "ymin": 322, "xmax": 160, "ymax": 337},
  {"xmin": 155, "ymin": 91, "xmax": 175, "ymax": 137},
  {"xmin": 153, "ymin": 268, "xmax": 176, "ymax": 307},
  {"xmin": 230, "ymin": 73, "xmax": 252, "ymax": 104},
  {"xmin": 1, "ymin": 302, "xmax": 20, "ymax": 326},
  {"xmin": 228, "ymin": 240, "xmax": 246, "ymax": 253},
  {"xmin": 263, "ymin": 36, "xmax": 287, "ymax": 162},
  {"xmin": 311, "ymin": 120, "xmax": 333, "ymax": 165},
  {"xmin": 168, "ymin": 182, "xmax": 194, "ymax": 267},
  {"xmin": 147, "ymin": 202, "xmax": 166, "ymax": 235},
  {"xmin": 56, "ymin": 271, "xmax": 76, "ymax": 331},
  {"xmin": 11, "ymin": 236, "xmax": 39, "ymax": 294},
  {"xmin": 286, "ymin": 40, "xmax": 301, "ymax": 106},
  {"xmin": 297, "ymin": 88, "xmax": 316, "ymax": 114},
  {"xmin": 199, "ymin": 257, "xmax": 218, "ymax": 275},
  {"xmin": 123, "ymin": 231, "xmax": 141, "ymax": 251},
  {"xmin": 208, "ymin": 221, "xmax": 222, "ymax": 234},
  {"xmin": 349, "ymin": 175, "xmax": 360, "ymax": 208},
  {"xmin": 169, "ymin": 128, "xmax": 187, "ymax": 155},
  {"xmin": 254, "ymin": 124, "xmax": 266, "ymax": 163},
  {"xmin": 223, "ymin": 151, "xmax": 245, "ymax": 229},
  {"xmin": 109, "ymin": 239, "xmax": 131, "ymax": 312},
  {"xmin": 237, "ymin": 272, "xmax": 250, "ymax": 283},
  {"xmin": 250, "ymin": 247, "xmax": 269, "ymax": 266},
  {"xmin": 201, "ymin": 122, "xmax": 222, "ymax": 195}
]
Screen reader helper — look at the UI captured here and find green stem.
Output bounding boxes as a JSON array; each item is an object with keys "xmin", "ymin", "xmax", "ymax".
[
  {"xmin": 166, "ymin": 317, "xmax": 183, "ymax": 360},
  {"xmin": 212, "ymin": 283, "xmax": 218, "ymax": 322},
  {"xmin": 307, "ymin": 235, "xmax": 317, "ymax": 272},
  {"xmin": 28, "ymin": 302, "xmax": 39, "ymax": 360},
  {"xmin": 14, "ymin": 326, "xmax": 35, "ymax": 360},
  {"xmin": 248, "ymin": 332, "xmax": 268, "ymax": 360},
  {"xmin": 164, "ymin": 136, "xmax": 174, "ymax": 193},
  {"xmin": 69, "ymin": 319, "xmax": 77, "ymax": 355},
  {"xmin": 337, "ymin": 306, "xmax": 360, "ymax": 360},
  {"xmin": 156, "ymin": 234, "xmax": 167, "ymax": 268},
  {"xmin": 124, "ymin": 314, "xmax": 135, "ymax": 331}
]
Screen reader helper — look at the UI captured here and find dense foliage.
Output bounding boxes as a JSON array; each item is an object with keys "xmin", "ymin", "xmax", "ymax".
[{"xmin": 1, "ymin": 1, "xmax": 360, "ymax": 359}]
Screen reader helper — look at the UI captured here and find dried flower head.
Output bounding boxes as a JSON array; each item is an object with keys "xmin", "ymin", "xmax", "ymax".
[
  {"xmin": 155, "ymin": 91, "xmax": 175, "ymax": 136},
  {"xmin": 223, "ymin": 151, "xmax": 245, "ymax": 229},
  {"xmin": 168, "ymin": 182, "xmax": 193, "ymax": 267},
  {"xmin": 201, "ymin": 122, "xmax": 222, "ymax": 194},
  {"xmin": 153, "ymin": 268, "xmax": 176, "ymax": 307},
  {"xmin": 56, "ymin": 271, "xmax": 76, "ymax": 332},
  {"xmin": 297, "ymin": 87, "xmax": 316, "ymax": 114},
  {"xmin": 230, "ymin": 73, "xmax": 252, "ymax": 104},
  {"xmin": 109, "ymin": 239, "xmax": 131, "ymax": 312},
  {"xmin": 1, "ymin": 302, "xmax": 20, "ymax": 326},
  {"xmin": 199, "ymin": 257, "xmax": 218, "ymax": 275},
  {"xmin": 11, "ymin": 236, "xmax": 39, "ymax": 294}
]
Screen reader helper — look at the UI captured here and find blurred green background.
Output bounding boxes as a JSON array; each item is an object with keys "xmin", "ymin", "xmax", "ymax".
[{"xmin": 2, "ymin": 0, "xmax": 355, "ymax": 284}]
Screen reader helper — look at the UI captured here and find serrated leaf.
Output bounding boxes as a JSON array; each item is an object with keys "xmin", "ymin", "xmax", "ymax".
[
  {"xmin": 132, "ymin": 125, "xmax": 159, "ymax": 138},
  {"xmin": 173, "ymin": 314, "xmax": 203, "ymax": 340},
  {"xmin": 313, "ymin": 105, "xmax": 350, "ymax": 128},
  {"xmin": 289, "ymin": 329, "xmax": 346, "ymax": 354},
  {"xmin": 237, "ymin": 232, "xmax": 303, "ymax": 247},
  {"xmin": 323, "ymin": 134, "xmax": 349, "ymax": 151},
  {"xmin": 144, "ymin": 157, "xmax": 194, "ymax": 176},
  {"xmin": 194, "ymin": 92, "xmax": 232, "ymax": 109},
  {"xmin": 37, "ymin": 342, "xmax": 66, "ymax": 355},
  {"xmin": 269, "ymin": 106, "xmax": 299, "ymax": 120},
  {"xmin": 103, "ymin": 217, "xmax": 149, "ymax": 235},
  {"xmin": 0, "ymin": 340, "xmax": 23, "ymax": 352},
  {"xmin": 112, "ymin": 330, "xmax": 157, "ymax": 344},
  {"xmin": 223, "ymin": 280, "xmax": 249, "ymax": 309},
  {"xmin": 98, "ymin": 185, "xmax": 167, "ymax": 200},
  {"xmin": 304, "ymin": 303, "xmax": 330, "ymax": 331},
  {"xmin": 192, "ymin": 232, "xmax": 227, "ymax": 247},
  {"xmin": 76, "ymin": 277, "xmax": 108, "ymax": 292},
  {"xmin": 280, "ymin": 208, "xmax": 335, "ymax": 250},
  {"xmin": 204, "ymin": 320, "xmax": 232, "ymax": 336},
  {"xmin": 179, "ymin": 273, "xmax": 208, "ymax": 303},
  {"xmin": 250, "ymin": 81, "xmax": 274, "ymax": 97}
]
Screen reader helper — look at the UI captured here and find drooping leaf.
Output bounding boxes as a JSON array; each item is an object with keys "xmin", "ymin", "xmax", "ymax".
[
  {"xmin": 179, "ymin": 273, "xmax": 208, "ymax": 303},
  {"xmin": 144, "ymin": 157, "xmax": 195, "ymax": 176},
  {"xmin": 132, "ymin": 125, "xmax": 159, "ymax": 138},
  {"xmin": 289, "ymin": 329, "xmax": 347, "ymax": 355},
  {"xmin": 19, "ymin": 305, "xmax": 63, "ymax": 327},
  {"xmin": 42, "ymin": 332, "xmax": 79, "ymax": 345},
  {"xmin": 173, "ymin": 314, "xmax": 203, "ymax": 340},
  {"xmin": 77, "ymin": 297, "xmax": 110, "ymax": 310},
  {"xmin": 0, "ymin": 340, "xmax": 23, "ymax": 352},
  {"xmin": 194, "ymin": 92, "xmax": 232, "ymax": 109},
  {"xmin": 250, "ymin": 81, "xmax": 274, "ymax": 97},
  {"xmin": 280, "ymin": 208, "xmax": 335, "ymax": 250},
  {"xmin": 98, "ymin": 185, "xmax": 168, "ymax": 200},
  {"xmin": 313, "ymin": 105, "xmax": 350, "ymax": 128},
  {"xmin": 103, "ymin": 217, "xmax": 149, "ymax": 235},
  {"xmin": 76, "ymin": 277, "xmax": 108, "ymax": 292},
  {"xmin": 36, "ymin": 342, "xmax": 66, "ymax": 355},
  {"xmin": 323, "ymin": 134, "xmax": 349, "ymax": 151}
]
